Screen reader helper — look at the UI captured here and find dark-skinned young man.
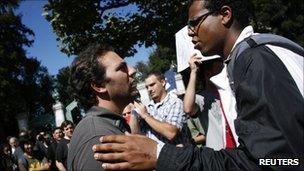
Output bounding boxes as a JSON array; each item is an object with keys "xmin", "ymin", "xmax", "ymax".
[{"xmin": 92, "ymin": 0, "xmax": 303, "ymax": 170}]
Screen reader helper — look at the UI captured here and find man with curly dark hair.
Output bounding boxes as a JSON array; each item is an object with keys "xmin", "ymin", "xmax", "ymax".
[
  {"xmin": 67, "ymin": 43, "xmax": 139, "ymax": 171},
  {"xmin": 91, "ymin": 0, "xmax": 303, "ymax": 170}
]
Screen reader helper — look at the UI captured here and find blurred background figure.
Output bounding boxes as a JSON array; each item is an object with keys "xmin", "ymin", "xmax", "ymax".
[
  {"xmin": 18, "ymin": 138, "xmax": 50, "ymax": 171},
  {"xmin": 0, "ymin": 143, "xmax": 18, "ymax": 171},
  {"xmin": 56, "ymin": 120, "xmax": 74, "ymax": 171},
  {"xmin": 183, "ymin": 56, "xmax": 228, "ymax": 150},
  {"xmin": 35, "ymin": 132, "xmax": 50, "ymax": 161},
  {"xmin": 47, "ymin": 127, "xmax": 63, "ymax": 171},
  {"xmin": 9, "ymin": 137, "xmax": 24, "ymax": 166},
  {"xmin": 122, "ymin": 103, "xmax": 141, "ymax": 134}
]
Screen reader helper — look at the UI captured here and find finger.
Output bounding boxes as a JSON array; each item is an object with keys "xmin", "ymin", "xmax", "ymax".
[
  {"xmin": 92, "ymin": 143, "xmax": 126, "ymax": 152},
  {"xmin": 191, "ymin": 53, "xmax": 197, "ymax": 58},
  {"xmin": 94, "ymin": 152, "xmax": 126, "ymax": 162},
  {"xmin": 193, "ymin": 56, "xmax": 202, "ymax": 61},
  {"xmin": 99, "ymin": 135, "xmax": 129, "ymax": 143},
  {"xmin": 133, "ymin": 101, "xmax": 139, "ymax": 108},
  {"xmin": 102, "ymin": 162, "xmax": 131, "ymax": 170}
]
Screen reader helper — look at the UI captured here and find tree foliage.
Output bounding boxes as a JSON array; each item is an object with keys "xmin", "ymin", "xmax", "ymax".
[
  {"xmin": 44, "ymin": 0, "xmax": 303, "ymax": 59},
  {"xmin": 44, "ymin": 0, "xmax": 303, "ymax": 105},
  {"xmin": 251, "ymin": 0, "xmax": 303, "ymax": 46},
  {"xmin": 56, "ymin": 66, "xmax": 74, "ymax": 107},
  {"xmin": 44, "ymin": 0, "xmax": 189, "ymax": 57},
  {"xmin": 133, "ymin": 46, "xmax": 176, "ymax": 82},
  {"xmin": 0, "ymin": 0, "xmax": 55, "ymax": 136}
]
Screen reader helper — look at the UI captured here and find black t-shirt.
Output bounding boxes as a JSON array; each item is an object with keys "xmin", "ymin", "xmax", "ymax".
[
  {"xmin": 55, "ymin": 138, "xmax": 69, "ymax": 169},
  {"xmin": 47, "ymin": 141, "xmax": 59, "ymax": 171}
]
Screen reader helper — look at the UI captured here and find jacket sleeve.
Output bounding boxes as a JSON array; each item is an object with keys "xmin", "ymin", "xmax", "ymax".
[{"xmin": 156, "ymin": 144, "xmax": 261, "ymax": 171}]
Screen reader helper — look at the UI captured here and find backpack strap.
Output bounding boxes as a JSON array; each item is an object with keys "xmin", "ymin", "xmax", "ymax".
[{"xmin": 226, "ymin": 33, "xmax": 304, "ymax": 92}]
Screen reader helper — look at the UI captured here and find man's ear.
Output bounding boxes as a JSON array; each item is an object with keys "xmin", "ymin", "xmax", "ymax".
[
  {"xmin": 161, "ymin": 79, "xmax": 166, "ymax": 87},
  {"xmin": 220, "ymin": 5, "xmax": 233, "ymax": 27},
  {"xmin": 91, "ymin": 83, "xmax": 107, "ymax": 93}
]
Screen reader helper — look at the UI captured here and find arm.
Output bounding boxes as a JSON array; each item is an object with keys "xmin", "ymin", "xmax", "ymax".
[
  {"xmin": 134, "ymin": 101, "xmax": 179, "ymax": 141},
  {"xmin": 192, "ymin": 134, "xmax": 205, "ymax": 145},
  {"xmin": 92, "ymin": 134, "xmax": 260, "ymax": 171},
  {"xmin": 183, "ymin": 54, "xmax": 202, "ymax": 116},
  {"xmin": 128, "ymin": 113, "xmax": 141, "ymax": 134},
  {"xmin": 187, "ymin": 119, "xmax": 205, "ymax": 145}
]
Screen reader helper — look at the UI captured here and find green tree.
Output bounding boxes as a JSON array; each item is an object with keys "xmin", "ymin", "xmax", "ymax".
[
  {"xmin": 251, "ymin": 0, "xmax": 303, "ymax": 46},
  {"xmin": 134, "ymin": 46, "xmax": 176, "ymax": 82},
  {"xmin": 134, "ymin": 61, "xmax": 149, "ymax": 82},
  {"xmin": 43, "ymin": 0, "xmax": 189, "ymax": 57},
  {"xmin": 0, "ymin": 0, "xmax": 55, "ymax": 137},
  {"xmin": 56, "ymin": 66, "xmax": 74, "ymax": 107},
  {"xmin": 44, "ymin": 0, "xmax": 303, "ymax": 58},
  {"xmin": 148, "ymin": 46, "xmax": 175, "ymax": 73}
]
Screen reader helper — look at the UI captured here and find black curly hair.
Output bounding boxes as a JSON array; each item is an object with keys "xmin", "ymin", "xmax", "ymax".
[
  {"xmin": 70, "ymin": 43, "xmax": 114, "ymax": 111},
  {"xmin": 189, "ymin": 0, "xmax": 253, "ymax": 29}
]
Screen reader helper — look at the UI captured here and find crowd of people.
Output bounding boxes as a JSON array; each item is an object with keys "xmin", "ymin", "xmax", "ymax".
[
  {"xmin": 0, "ymin": 121, "xmax": 74, "ymax": 171},
  {"xmin": 1, "ymin": 0, "xmax": 303, "ymax": 170}
]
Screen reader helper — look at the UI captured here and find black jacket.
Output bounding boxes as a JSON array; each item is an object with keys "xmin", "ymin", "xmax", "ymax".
[{"xmin": 156, "ymin": 45, "xmax": 304, "ymax": 171}]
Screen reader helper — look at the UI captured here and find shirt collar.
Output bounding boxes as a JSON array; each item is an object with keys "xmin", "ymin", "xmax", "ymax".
[
  {"xmin": 210, "ymin": 64, "xmax": 229, "ymax": 90},
  {"xmin": 148, "ymin": 92, "xmax": 170, "ymax": 107}
]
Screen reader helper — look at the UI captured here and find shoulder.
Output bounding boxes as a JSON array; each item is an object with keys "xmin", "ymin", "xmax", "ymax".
[
  {"xmin": 167, "ymin": 93, "xmax": 183, "ymax": 105},
  {"xmin": 234, "ymin": 45, "xmax": 283, "ymax": 77}
]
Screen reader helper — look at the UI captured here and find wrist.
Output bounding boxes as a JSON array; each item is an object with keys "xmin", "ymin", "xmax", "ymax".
[
  {"xmin": 142, "ymin": 113, "xmax": 150, "ymax": 120},
  {"xmin": 190, "ymin": 70, "xmax": 198, "ymax": 76},
  {"xmin": 143, "ymin": 115, "xmax": 150, "ymax": 120}
]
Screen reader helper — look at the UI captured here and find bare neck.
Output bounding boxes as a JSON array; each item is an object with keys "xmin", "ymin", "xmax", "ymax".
[
  {"xmin": 222, "ymin": 28, "xmax": 242, "ymax": 59},
  {"xmin": 97, "ymin": 98, "xmax": 125, "ymax": 115},
  {"xmin": 154, "ymin": 90, "xmax": 167, "ymax": 103}
]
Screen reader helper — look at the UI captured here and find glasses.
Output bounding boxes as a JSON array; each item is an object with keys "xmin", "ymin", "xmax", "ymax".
[{"xmin": 188, "ymin": 11, "xmax": 213, "ymax": 34}]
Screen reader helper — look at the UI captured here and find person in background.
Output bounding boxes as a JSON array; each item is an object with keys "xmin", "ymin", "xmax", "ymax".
[
  {"xmin": 55, "ymin": 120, "xmax": 74, "ymax": 171},
  {"xmin": 47, "ymin": 127, "xmax": 63, "ymax": 171},
  {"xmin": 186, "ymin": 117, "xmax": 205, "ymax": 147},
  {"xmin": 9, "ymin": 137, "xmax": 23, "ymax": 165},
  {"xmin": 133, "ymin": 72, "xmax": 190, "ymax": 145},
  {"xmin": 122, "ymin": 103, "xmax": 141, "ymax": 134},
  {"xmin": 34, "ymin": 132, "xmax": 50, "ymax": 160},
  {"xmin": 0, "ymin": 143, "xmax": 18, "ymax": 171},
  {"xmin": 18, "ymin": 138, "xmax": 50, "ymax": 171},
  {"xmin": 184, "ymin": 56, "xmax": 227, "ymax": 150}
]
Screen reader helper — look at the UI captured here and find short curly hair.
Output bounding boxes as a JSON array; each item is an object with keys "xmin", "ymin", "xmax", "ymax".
[
  {"xmin": 189, "ymin": 0, "xmax": 253, "ymax": 29},
  {"xmin": 70, "ymin": 43, "xmax": 114, "ymax": 111}
]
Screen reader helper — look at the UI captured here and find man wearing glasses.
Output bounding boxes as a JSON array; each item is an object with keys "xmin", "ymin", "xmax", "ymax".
[{"xmin": 92, "ymin": 0, "xmax": 304, "ymax": 170}]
